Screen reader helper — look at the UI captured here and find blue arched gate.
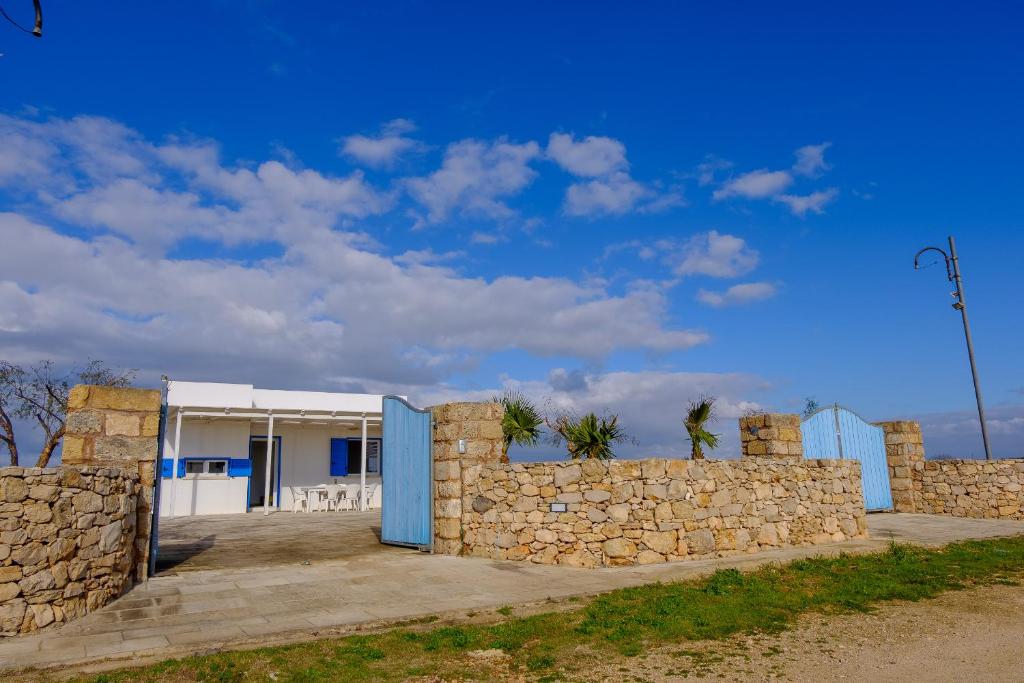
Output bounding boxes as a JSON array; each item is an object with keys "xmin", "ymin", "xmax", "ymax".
[
  {"xmin": 381, "ymin": 396, "xmax": 433, "ymax": 550},
  {"xmin": 801, "ymin": 405, "xmax": 893, "ymax": 512}
]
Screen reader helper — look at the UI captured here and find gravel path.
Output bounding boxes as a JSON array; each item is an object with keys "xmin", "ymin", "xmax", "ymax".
[{"xmin": 587, "ymin": 583, "xmax": 1024, "ymax": 682}]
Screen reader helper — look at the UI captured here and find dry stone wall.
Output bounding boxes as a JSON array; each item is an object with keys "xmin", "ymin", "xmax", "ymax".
[
  {"xmin": 0, "ymin": 466, "xmax": 140, "ymax": 636},
  {"xmin": 63, "ymin": 385, "xmax": 161, "ymax": 581},
  {"xmin": 460, "ymin": 457, "xmax": 867, "ymax": 567},
  {"xmin": 880, "ymin": 420, "xmax": 1024, "ymax": 519},
  {"xmin": 431, "ymin": 402, "xmax": 504, "ymax": 555}
]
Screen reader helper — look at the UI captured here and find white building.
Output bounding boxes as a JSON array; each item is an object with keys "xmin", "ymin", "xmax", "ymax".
[{"xmin": 159, "ymin": 381, "xmax": 390, "ymax": 517}]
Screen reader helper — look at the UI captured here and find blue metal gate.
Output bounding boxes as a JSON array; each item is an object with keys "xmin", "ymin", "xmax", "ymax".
[
  {"xmin": 801, "ymin": 404, "xmax": 893, "ymax": 512},
  {"xmin": 381, "ymin": 396, "xmax": 433, "ymax": 549}
]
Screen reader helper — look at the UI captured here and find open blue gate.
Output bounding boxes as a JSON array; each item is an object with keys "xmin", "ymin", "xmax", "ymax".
[
  {"xmin": 801, "ymin": 404, "xmax": 893, "ymax": 512},
  {"xmin": 381, "ymin": 396, "xmax": 433, "ymax": 550}
]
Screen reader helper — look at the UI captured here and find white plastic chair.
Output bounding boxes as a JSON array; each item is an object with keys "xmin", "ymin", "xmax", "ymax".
[
  {"xmin": 289, "ymin": 486, "xmax": 307, "ymax": 513},
  {"xmin": 324, "ymin": 484, "xmax": 345, "ymax": 511},
  {"xmin": 356, "ymin": 483, "xmax": 379, "ymax": 510}
]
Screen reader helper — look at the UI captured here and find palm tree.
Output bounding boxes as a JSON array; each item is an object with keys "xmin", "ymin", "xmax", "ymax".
[
  {"xmin": 494, "ymin": 390, "xmax": 543, "ymax": 463},
  {"xmin": 548, "ymin": 411, "xmax": 625, "ymax": 460},
  {"xmin": 684, "ymin": 396, "xmax": 720, "ymax": 460}
]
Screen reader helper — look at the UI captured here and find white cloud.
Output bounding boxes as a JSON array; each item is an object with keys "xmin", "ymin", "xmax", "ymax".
[
  {"xmin": 710, "ymin": 143, "xmax": 838, "ymax": 216},
  {"xmin": 548, "ymin": 132, "xmax": 682, "ymax": 217},
  {"xmin": 665, "ymin": 230, "xmax": 759, "ymax": 278},
  {"xmin": 546, "ymin": 132, "xmax": 627, "ymax": 177},
  {"xmin": 774, "ymin": 188, "xmax": 839, "ymax": 216},
  {"xmin": 696, "ymin": 282, "xmax": 778, "ymax": 307},
  {"xmin": 470, "ymin": 231, "xmax": 502, "ymax": 245},
  {"xmin": 340, "ymin": 118, "xmax": 422, "ymax": 168},
  {"xmin": 417, "ymin": 370, "xmax": 769, "ymax": 458},
  {"xmin": 563, "ymin": 172, "xmax": 653, "ymax": 216},
  {"xmin": 695, "ymin": 156, "xmax": 734, "ymax": 187},
  {"xmin": 405, "ymin": 137, "xmax": 541, "ymax": 225},
  {"xmin": 792, "ymin": 142, "xmax": 832, "ymax": 177},
  {"xmin": 713, "ymin": 169, "xmax": 793, "ymax": 200}
]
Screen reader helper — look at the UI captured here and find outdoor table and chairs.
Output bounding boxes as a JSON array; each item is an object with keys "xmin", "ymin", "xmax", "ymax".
[{"xmin": 291, "ymin": 483, "xmax": 377, "ymax": 512}]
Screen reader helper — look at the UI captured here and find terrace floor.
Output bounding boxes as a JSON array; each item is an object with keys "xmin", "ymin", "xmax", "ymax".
[
  {"xmin": 3, "ymin": 513, "xmax": 1024, "ymax": 676},
  {"xmin": 155, "ymin": 510, "xmax": 391, "ymax": 574}
]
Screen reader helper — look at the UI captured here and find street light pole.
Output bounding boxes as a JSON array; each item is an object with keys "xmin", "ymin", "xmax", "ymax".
[{"xmin": 914, "ymin": 236, "xmax": 992, "ymax": 460}]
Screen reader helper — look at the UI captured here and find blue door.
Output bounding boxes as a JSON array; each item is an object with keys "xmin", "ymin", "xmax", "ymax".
[
  {"xmin": 381, "ymin": 396, "xmax": 433, "ymax": 549},
  {"xmin": 801, "ymin": 405, "xmax": 893, "ymax": 512}
]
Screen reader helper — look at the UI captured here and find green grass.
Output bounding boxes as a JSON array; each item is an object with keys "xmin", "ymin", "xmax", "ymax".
[{"xmin": 72, "ymin": 536, "xmax": 1024, "ymax": 683}]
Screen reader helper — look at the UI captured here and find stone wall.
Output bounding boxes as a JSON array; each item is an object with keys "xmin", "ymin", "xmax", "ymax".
[
  {"xmin": 63, "ymin": 385, "xmax": 161, "ymax": 580},
  {"xmin": 878, "ymin": 421, "xmax": 925, "ymax": 513},
  {"xmin": 880, "ymin": 419, "xmax": 1024, "ymax": 520},
  {"xmin": 430, "ymin": 402, "xmax": 503, "ymax": 555},
  {"xmin": 0, "ymin": 466, "xmax": 140, "ymax": 636},
  {"xmin": 739, "ymin": 413, "xmax": 803, "ymax": 459},
  {"xmin": 460, "ymin": 457, "xmax": 867, "ymax": 567}
]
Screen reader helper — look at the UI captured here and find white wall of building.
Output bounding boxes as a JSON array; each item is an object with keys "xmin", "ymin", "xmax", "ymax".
[
  {"xmin": 160, "ymin": 476, "xmax": 249, "ymax": 516},
  {"xmin": 160, "ymin": 417, "xmax": 383, "ymax": 517},
  {"xmin": 275, "ymin": 422, "xmax": 383, "ymax": 511}
]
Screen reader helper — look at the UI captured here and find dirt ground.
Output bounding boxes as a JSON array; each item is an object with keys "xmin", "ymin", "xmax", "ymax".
[{"xmin": 580, "ymin": 583, "xmax": 1024, "ymax": 682}]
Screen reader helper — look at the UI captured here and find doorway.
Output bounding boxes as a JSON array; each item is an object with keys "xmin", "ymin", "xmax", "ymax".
[{"xmin": 249, "ymin": 436, "xmax": 282, "ymax": 509}]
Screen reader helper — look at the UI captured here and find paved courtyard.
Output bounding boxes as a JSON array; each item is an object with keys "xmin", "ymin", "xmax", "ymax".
[
  {"xmin": 2, "ymin": 513, "xmax": 1023, "ymax": 675},
  {"xmin": 155, "ymin": 510, "xmax": 390, "ymax": 573}
]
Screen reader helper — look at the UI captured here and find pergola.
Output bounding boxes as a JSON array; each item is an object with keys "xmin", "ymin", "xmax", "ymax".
[{"xmin": 164, "ymin": 405, "xmax": 383, "ymax": 516}]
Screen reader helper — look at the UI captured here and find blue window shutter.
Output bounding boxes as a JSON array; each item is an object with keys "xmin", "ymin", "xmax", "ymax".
[
  {"xmin": 228, "ymin": 459, "xmax": 252, "ymax": 477},
  {"xmin": 178, "ymin": 460, "xmax": 186, "ymax": 477},
  {"xmin": 161, "ymin": 459, "xmax": 173, "ymax": 478},
  {"xmin": 330, "ymin": 438, "xmax": 349, "ymax": 476}
]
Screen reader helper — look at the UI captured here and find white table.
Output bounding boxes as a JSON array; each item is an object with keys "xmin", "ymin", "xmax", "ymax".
[{"xmin": 298, "ymin": 485, "xmax": 327, "ymax": 512}]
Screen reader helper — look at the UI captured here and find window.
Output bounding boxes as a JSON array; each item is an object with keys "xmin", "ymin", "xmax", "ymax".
[
  {"xmin": 184, "ymin": 459, "xmax": 229, "ymax": 476},
  {"xmin": 346, "ymin": 439, "xmax": 382, "ymax": 475}
]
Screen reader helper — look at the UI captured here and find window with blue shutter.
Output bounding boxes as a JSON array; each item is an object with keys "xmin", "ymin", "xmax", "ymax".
[
  {"xmin": 228, "ymin": 459, "xmax": 252, "ymax": 477},
  {"xmin": 161, "ymin": 459, "xmax": 186, "ymax": 478},
  {"xmin": 330, "ymin": 438, "xmax": 349, "ymax": 476}
]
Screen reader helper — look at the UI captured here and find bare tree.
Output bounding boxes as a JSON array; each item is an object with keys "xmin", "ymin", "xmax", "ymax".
[
  {"xmin": 0, "ymin": 359, "xmax": 135, "ymax": 467},
  {"xmin": 0, "ymin": 362, "xmax": 22, "ymax": 465}
]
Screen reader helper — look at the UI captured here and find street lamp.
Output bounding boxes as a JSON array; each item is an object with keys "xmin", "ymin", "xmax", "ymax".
[{"xmin": 914, "ymin": 236, "xmax": 992, "ymax": 460}]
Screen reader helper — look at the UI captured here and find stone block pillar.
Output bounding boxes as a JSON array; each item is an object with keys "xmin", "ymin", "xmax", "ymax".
[
  {"xmin": 429, "ymin": 402, "xmax": 503, "ymax": 555},
  {"xmin": 877, "ymin": 420, "xmax": 924, "ymax": 513},
  {"xmin": 738, "ymin": 413, "xmax": 803, "ymax": 459},
  {"xmin": 63, "ymin": 385, "xmax": 161, "ymax": 580}
]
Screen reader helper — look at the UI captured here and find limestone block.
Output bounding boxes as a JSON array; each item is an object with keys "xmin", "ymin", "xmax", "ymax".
[
  {"xmin": 81, "ymin": 386, "xmax": 161, "ymax": 412},
  {"xmin": 558, "ymin": 550, "xmax": 598, "ymax": 568},
  {"xmin": 554, "ymin": 464, "xmax": 582, "ymax": 487},
  {"xmin": 0, "ymin": 581, "xmax": 21, "ymax": 602},
  {"xmin": 587, "ymin": 508, "xmax": 608, "ymax": 523},
  {"xmin": 105, "ymin": 413, "xmax": 141, "ymax": 437},
  {"xmin": 11, "ymin": 543, "xmax": 47, "ymax": 567},
  {"xmin": 0, "ymin": 599, "xmax": 27, "ymax": 633},
  {"xmin": 641, "ymin": 530, "xmax": 677, "ymax": 554},
  {"xmin": 66, "ymin": 410, "xmax": 103, "ymax": 435},
  {"xmin": 684, "ymin": 529, "xmax": 715, "ymax": 555},
  {"xmin": 602, "ymin": 537, "xmax": 637, "ymax": 558},
  {"xmin": 583, "ymin": 489, "xmax": 611, "ymax": 503},
  {"xmin": 1, "ymin": 477, "xmax": 29, "ymax": 503}
]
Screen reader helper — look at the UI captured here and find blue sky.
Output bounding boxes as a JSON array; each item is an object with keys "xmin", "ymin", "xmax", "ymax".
[{"xmin": 1, "ymin": 1, "xmax": 1022, "ymax": 462}]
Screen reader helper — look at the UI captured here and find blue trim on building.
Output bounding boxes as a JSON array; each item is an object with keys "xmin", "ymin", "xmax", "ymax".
[{"xmin": 248, "ymin": 435, "xmax": 283, "ymax": 509}]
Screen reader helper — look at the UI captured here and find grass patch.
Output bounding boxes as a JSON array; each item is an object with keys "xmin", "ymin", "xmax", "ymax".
[{"xmin": 70, "ymin": 536, "xmax": 1024, "ymax": 682}]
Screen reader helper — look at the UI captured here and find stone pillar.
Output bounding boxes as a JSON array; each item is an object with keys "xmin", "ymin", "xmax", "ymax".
[
  {"xmin": 63, "ymin": 385, "xmax": 161, "ymax": 580},
  {"xmin": 738, "ymin": 413, "xmax": 803, "ymax": 459},
  {"xmin": 877, "ymin": 420, "xmax": 924, "ymax": 513},
  {"xmin": 428, "ymin": 402, "xmax": 503, "ymax": 555}
]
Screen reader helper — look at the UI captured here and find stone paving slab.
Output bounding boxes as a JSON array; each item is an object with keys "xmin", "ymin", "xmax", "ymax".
[{"xmin": 2, "ymin": 512, "xmax": 1023, "ymax": 675}]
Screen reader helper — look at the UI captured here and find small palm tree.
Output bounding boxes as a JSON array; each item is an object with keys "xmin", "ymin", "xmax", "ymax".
[
  {"xmin": 493, "ymin": 390, "xmax": 543, "ymax": 463},
  {"xmin": 684, "ymin": 396, "xmax": 720, "ymax": 460},
  {"xmin": 548, "ymin": 411, "xmax": 625, "ymax": 460}
]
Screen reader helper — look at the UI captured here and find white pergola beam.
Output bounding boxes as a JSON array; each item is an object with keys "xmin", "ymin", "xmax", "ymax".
[
  {"xmin": 263, "ymin": 413, "xmax": 275, "ymax": 516},
  {"xmin": 169, "ymin": 409, "xmax": 183, "ymax": 517}
]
